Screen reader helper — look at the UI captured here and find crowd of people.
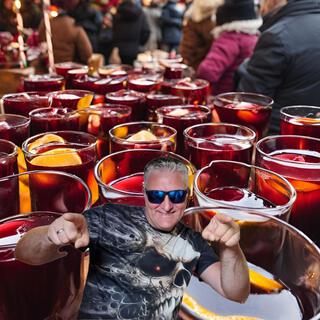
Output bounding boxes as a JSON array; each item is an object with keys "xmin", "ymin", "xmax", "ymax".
[{"xmin": 1, "ymin": 0, "xmax": 319, "ymax": 133}]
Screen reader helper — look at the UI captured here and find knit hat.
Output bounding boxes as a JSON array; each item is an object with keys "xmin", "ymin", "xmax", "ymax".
[{"xmin": 216, "ymin": 0, "xmax": 257, "ymax": 26}]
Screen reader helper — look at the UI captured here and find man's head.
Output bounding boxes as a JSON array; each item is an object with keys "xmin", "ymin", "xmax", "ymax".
[{"xmin": 144, "ymin": 157, "xmax": 189, "ymax": 232}]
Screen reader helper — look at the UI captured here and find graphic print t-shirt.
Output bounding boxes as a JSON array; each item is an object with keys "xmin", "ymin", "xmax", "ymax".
[{"xmin": 79, "ymin": 204, "xmax": 219, "ymax": 320}]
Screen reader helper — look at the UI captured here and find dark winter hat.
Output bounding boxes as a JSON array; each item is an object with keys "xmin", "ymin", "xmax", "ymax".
[{"xmin": 216, "ymin": 0, "xmax": 257, "ymax": 26}]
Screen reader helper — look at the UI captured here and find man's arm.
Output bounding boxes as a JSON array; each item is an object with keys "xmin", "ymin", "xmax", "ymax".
[
  {"xmin": 15, "ymin": 213, "xmax": 89, "ymax": 266},
  {"xmin": 200, "ymin": 214, "xmax": 250, "ymax": 303}
]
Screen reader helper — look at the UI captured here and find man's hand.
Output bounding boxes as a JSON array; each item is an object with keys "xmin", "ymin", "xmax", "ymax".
[
  {"xmin": 202, "ymin": 213, "xmax": 240, "ymax": 247},
  {"xmin": 48, "ymin": 213, "xmax": 89, "ymax": 249}
]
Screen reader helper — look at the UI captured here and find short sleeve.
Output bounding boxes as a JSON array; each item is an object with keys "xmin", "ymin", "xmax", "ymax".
[{"xmin": 189, "ymin": 231, "xmax": 219, "ymax": 277}]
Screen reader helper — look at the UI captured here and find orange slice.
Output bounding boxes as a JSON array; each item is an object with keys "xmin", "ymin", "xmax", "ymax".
[
  {"xmin": 77, "ymin": 94, "xmax": 94, "ymax": 110},
  {"xmin": 28, "ymin": 134, "xmax": 65, "ymax": 153},
  {"xmin": 249, "ymin": 268, "xmax": 283, "ymax": 293},
  {"xmin": 30, "ymin": 148, "xmax": 82, "ymax": 167},
  {"xmin": 127, "ymin": 130, "xmax": 157, "ymax": 141},
  {"xmin": 182, "ymin": 293, "xmax": 259, "ymax": 320},
  {"xmin": 113, "ymin": 126, "xmax": 128, "ymax": 138},
  {"xmin": 290, "ymin": 180, "xmax": 320, "ymax": 192},
  {"xmin": 293, "ymin": 117, "xmax": 320, "ymax": 125}
]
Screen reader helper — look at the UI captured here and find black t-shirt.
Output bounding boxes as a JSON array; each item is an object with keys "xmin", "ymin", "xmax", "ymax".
[{"xmin": 79, "ymin": 204, "xmax": 219, "ymax": 320}]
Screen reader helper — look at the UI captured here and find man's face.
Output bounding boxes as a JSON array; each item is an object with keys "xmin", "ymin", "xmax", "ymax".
[{"xmin": 144, "ymin": 169, "xmax": 188, "ymax": 232}]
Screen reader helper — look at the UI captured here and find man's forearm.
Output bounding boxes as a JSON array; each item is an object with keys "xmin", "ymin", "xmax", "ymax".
[
  {"xmin": 219, "ymin": 244, "xmax": 250, "ymax": 303},
  {"xmin": 15, "ymin": 226, "xmax": 66, "ymax": 266}
]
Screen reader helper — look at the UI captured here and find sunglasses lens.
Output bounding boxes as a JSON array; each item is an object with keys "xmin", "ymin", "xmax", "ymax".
[
  {"xmin": 146, "ymin": 190, "xmax": 165, "ymax": 204},
  {"xmin": 168, "ymin": 190, "xmax": 187, "ymax": 203},
  {"xmin": 146, "ymin": 190, "xmax": 187, "ymax": 204}
]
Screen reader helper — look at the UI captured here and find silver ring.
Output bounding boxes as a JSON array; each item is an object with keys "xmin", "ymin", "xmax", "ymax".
[{"xmin": 56, "ymin": 228, "xmax": 64, "ymax": 235}]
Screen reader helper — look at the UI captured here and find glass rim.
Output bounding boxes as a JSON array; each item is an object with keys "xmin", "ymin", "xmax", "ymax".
[
  {"xmin": 2, "ymin": 91, "xmax": 49, "ymax": 101},
  {"xmin": 0, "ymin": 169, "xmax": 92, "ymax": 210},
  {"xmin": 105, "ymin": 89, "xmax": 146, "ymax": 100},
  {"xmin": 256, "ymin": 134, "xmax": 320, "ymax": 167},
  {"xmin": 280, "ymin": 105, "xmax": 320, "ymax": 119},
  {"xmin": 54, "ymin": 61, "xmax": 85, "ymax": 67},
  {"xmin": 0, "ymin": 139, "xmax": 18, "ymax": 157},
  {"xmin": 22, "ymin": 130, "xmax": 97, "ymax": 157},
  {"xmin": 215, "ymin": 91, "xmax": 274, "ymax": 107},
  {"xmin": 109, "ymin": 121, "xmax": 177, "ymax": 143},
  {"xmin": 67, "ymin": 67, "xmax": 88, "ymax": 75},
  {"xmin": 183, "ymin": 122, "xmax": 256, "ymax": 144},
  {"xmin": 194, "ymin": 160, "xmax": 297, "ymax": 212},
  {"xmin": 172, "ymin": 78, "xmax": 209, "ymax": 90},
  {"xmin": 184, "ymin": 206, "xmax": 320, "ymax": 253},
  {"xmin": 29, "ymin": 107, "xmax": 80, "ymax": 119},
  {"xmin": 94, "ymin": 149, "xmax": 196, "ymax": 196},
  {"xmin": 0, "ymin": 114, "xmax": 30, "ymax": 128},
  {"xmin": 89, "ymin": 103, "xmax": 133, "ymax": 111},
  {"xmin": 25, "ymin": 74, "xmax": 64, "ymax": 82},
  {"xmin": 156, "ymin": 105, "xmax": 211, "ymax": 119},
  {"xmin": 47, "ymin": 89, "xmax": 94, "ymax": 97}
]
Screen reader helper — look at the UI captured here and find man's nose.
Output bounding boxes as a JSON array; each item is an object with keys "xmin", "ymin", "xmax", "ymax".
[{"xmin": 162, "ymin": 194, "xmax": 173, "ymax": 210}]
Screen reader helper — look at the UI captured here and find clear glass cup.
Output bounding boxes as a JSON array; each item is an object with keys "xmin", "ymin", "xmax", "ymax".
[
  {"xmin": 170, "ymin": 78, "xmax": 210, "ymax": 105},
  {"xmin": 180, "ymin": 206, "xmax": 320, "ymax": 320},
  {"xmin": 280, "ymin": 105, "xmax": 320, "ymax": 138},
  {"xmin": 29, "ymin": 107, "xmax": 80, "ymax": 135},
  {"xmin": 23, "ymin": 74, "xmax": 65, "ymax": 92},
  {"xmin": 94, "ymin": 149, "xmax": 195, "ymax": 206},
  {"xmin": 184, "ymin": 123, "xmax": 256, "ymax": 169},
  {"xmin": 47, "ymin": 89, "xmax": 94, "ymax": 110},
  {"xmin": 127, "ymin": 73, "xmax": 161, "ymax": 93},
  {"xmin": 214, "ymin": 92, "xmax": 273, "ymax": 139},
  {"xmin": 105, "ymin": 89, "xmax": 146, "ymax": 121},
  {"xmin": 109, "ymin": 121, "xmax": 177, "ymax": 153},
  {"xmin": 2, "ymin": 91, "xmax": 50, "ymax": 117},
  {"xmin": 65, "ymin": 67, "xmax": 88, "ymax": 89},
  {"xmin": 54, "ymin": 61, "xmax": 86, "ymax": 78},
  {"xmin": 0, "ymin": 139, "xmax": 18, "ymax": 178},
  {"xmin": 98, "ymin": 64, "xmax": 133, "ymax": 78},
  {"xmin": 0, "ymin": 170, "xmax": 91, "ymax": 219},
  {"xmin": 80, "ymin": 104, "xmax": 132, "ymax": 158},
  {"xmin": 256, "ymin": 135, "xmax": 320, "ymax": 245},
  {"xmin": 22, "ymin": 131, "xmax": 98, "ymax": 205},
  {"xmin": 194, "ymin": 160, "xmax": 296, "ymax": 222},
  {"xmin": 145, "ymin": 93, "xmax": 182, "ymax": 121},
  {"xmin": 156, "ymin": 105, "xmax": 211, "ymax": 155},
  {"xmin": 0, "ymin": 170, "xmax": 91, "ymax": 319},
  {"xmin": 0, "ymin": 114, "xmax": 30, "ymax": 147}
]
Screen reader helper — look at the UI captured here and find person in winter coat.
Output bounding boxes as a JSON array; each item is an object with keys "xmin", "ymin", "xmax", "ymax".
[
  {"xmin": 197, "ymin": 0, "xmax": 262, "ymax": 95},
  {"xmin": 0, "ymin": 0, "xmax": 17, "ymax": 35},
  {"xmin": 38, "ymin": 10, "xmax": 93, "ymax": 64},
  {"xmin": 237, "ymin": 0, "xmax": 320, "ymax": 134},
  {"xmin": 160, "ymin": 0, "xmax": 183, "ymax": 51},
  {"xmin": 112, "ymin": 0, "xmax": 150, "ymax": 65},
  {"xmin": 64, "ymin": 0, "xmax": 103, "ymax": 53},
  {"xmin": 179, "ymin": 0, "xmax": 223, "ymax": 70}
]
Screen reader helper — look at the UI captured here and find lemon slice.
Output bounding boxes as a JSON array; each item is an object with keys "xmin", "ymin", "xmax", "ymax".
[
  {"xmin": 77, "ymin": 94, "xmax": 94, "ymax": 110},
  {"xmin": 30, "ymin": 148, "xmax": 82, "ymax": 167},
  {"xmin": 127, "ymin": 130, "xmax": 157, "ymax": 141},
  {"xmin": 249, "ymin": 268, "xmax": 283, "ymax": 293},
  {"xmin": 182, "ymin": 293, "xmax": 259, "ymax": 320},
  {"xmin": 168, "ymin": 108, "xmax": 189, "ymax": 117},
  {"xmin": 28, "ymin": 134, "xmax": 65, "ymax": 153}
]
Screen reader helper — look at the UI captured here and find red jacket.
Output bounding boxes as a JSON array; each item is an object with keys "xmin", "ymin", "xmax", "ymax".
[{"xmin": 197, "ymin": 19, "xmax": 261, "ymax": 95}]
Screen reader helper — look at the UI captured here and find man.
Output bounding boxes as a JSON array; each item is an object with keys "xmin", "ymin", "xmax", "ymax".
[
  {"xmin": 15, "ymin": 157, "xmax": 249, "ymax": 319},
  {"xmin": 237, "ymin": 0, "xmax": 320, "ymax": 134}
]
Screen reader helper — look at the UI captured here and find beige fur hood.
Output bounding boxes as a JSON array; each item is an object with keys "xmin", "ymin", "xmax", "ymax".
[{"xmin": 185, "ymin": 0, "xmax": 224, "ymax": 23}]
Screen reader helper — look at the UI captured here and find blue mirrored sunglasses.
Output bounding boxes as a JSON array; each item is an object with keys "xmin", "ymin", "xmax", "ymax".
[{"xmin": 145, "ymin": 189, "xmax": 188, "ymax": 204}]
